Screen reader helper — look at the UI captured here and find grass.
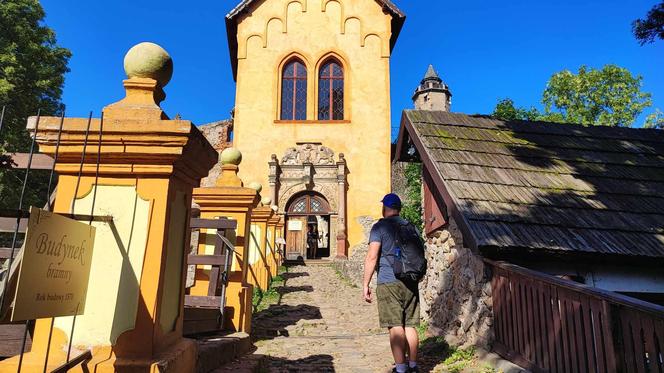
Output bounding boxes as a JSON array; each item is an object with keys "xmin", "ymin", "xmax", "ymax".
[
  {"xmin": 252, "ymin": 266, "xmax": 287, "ymax": 313},
  {"xmin": 333, "ymin": 267, "xmax": 358, "ymax": 288},
  {"xmin": 417, "ymin": 322, "xmax": 499, "ymax": 373}
]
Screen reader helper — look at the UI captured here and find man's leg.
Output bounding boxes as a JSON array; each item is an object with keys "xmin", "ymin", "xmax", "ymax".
[
  {"xmin": 388, "ymin": 326, "xmax": 407, "ymax": 364},
  {"xmin": 405, "ymin": 327, "xmax": 419, "ymax": 362}
]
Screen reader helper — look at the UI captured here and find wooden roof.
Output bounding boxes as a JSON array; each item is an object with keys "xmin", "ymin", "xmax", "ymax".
[
  {"xmin": 225, "ymin": 0, "xmax": 405, "ymax": 80},
  {"xmin": 396, "ymin": 110, "xmax": 664, "ymax": 261}
]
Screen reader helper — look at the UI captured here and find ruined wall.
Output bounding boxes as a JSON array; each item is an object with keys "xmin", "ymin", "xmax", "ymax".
[
  {"xmin": 333, "ymin": 216, "xmax": 376, "ymax": 287},
  {"xmin": 199, "ymin": 119, "xmax": 233, "ymax": 187},
  {"xmin": 391, "ymin": 161, "xmax": 408, "ymax": 196},
  {"xmin": 420, "ymin": 218, "xmax": 493, "ymax": 348}
]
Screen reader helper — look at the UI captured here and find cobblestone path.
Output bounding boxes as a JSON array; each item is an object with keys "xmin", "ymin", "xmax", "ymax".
[{"xmin": 252, "ymin": 264, "xmax": 393, "ymax": 373}]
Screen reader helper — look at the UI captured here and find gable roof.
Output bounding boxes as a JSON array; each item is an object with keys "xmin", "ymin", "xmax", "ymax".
[
  {"xmin": 225, "ymin": 0, "xmax": 405, "ymax": 80},
  {"xmin": 396, "ymin": 110, "xmax": 664, "ymax": 262}
]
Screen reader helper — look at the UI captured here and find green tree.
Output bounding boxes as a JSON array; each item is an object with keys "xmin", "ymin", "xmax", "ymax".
[
  {"xmin": 0, "ymin": 0, "xmax": 71, "ymax": 211},
  {"xmin": 492, "ymin": 98, "xmax": 541, "ymax": 121},
  {"xmin": 633, "ymin": 1, "xmax": 664, "ymax": 45},
  {"xmin": 401, "ymin": 163, "xmax": 423, "ymax": 230},
  {"xmin": 542, "ymin": 65, "xmax": 651, "ymax": 127},
  {"xmin": 493, "ymin": 65, "xmax": 654, "ymax": 128},
  {"xmin": 645, "ymin": 109, "xmax": 664, "ymax": 129}
]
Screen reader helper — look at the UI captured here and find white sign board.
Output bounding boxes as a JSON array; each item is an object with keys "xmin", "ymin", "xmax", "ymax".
[{"xmin": 288, "ymin": 220, "xmax": 303, "ymax": 231}]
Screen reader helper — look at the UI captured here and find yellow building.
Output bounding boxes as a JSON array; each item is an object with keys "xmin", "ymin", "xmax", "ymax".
[{"xmin": 225, "ymin": 0, "xmax": 405, "ymax": 259}]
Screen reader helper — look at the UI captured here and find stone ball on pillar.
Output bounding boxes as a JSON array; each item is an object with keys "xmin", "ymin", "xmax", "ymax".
[
  {"xmin": 220, "ymin": 147, "xmax": 243, "ymax": 166},
  {"xmin": 124, "ymin": 42, "xmax": 174, "ymax": 87},
  {"xmin": 261, "ymin": 197, "xmax": 272, "ymax": 206},
  {"xmin": 247, "ymin": 182, "xmax": 263, "ymax": 194}
]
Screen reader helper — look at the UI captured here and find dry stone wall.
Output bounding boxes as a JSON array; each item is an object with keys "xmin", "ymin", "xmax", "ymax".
[{"xmin": 420, "ymin": 218, "xmax": 493, "ymax": 348}]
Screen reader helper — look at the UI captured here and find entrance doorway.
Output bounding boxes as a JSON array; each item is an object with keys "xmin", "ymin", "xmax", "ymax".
[{"xmin": 285, "ymin": 193, "xmax": 331, "ymax": 260}]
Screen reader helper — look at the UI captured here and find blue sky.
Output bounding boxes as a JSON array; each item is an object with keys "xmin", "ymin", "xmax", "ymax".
[{"xmin": 42, "ymin": 0, "xmax": 663, "ymax": 138}]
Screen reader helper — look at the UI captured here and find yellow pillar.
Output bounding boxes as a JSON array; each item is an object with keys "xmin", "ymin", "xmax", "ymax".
[
  {"xmin": 251, "ymin": 205, "xmax": 272, "ymax": 291},
  {"xmin": 192, "ymin": 149, "xmax": 258, "ymax": 333},
  {"xmin": 276, "ymin": 217, "xmax": 285, "ymax": 268},
  {"xmin": 0, "ymin": 43, "xmax": 218, "ymax": 372},
  {"xmin": 267, "ymin": 214, "xmax": 280, "ymax": 278}
]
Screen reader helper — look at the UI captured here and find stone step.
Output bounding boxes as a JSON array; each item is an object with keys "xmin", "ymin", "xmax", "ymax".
[{"xmin": 195, "ymin": 332, "xmax": 253, "ymax": 373}]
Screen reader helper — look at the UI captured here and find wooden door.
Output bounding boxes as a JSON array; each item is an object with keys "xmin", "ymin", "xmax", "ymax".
[{"xmin": 285, "ymin": 217, "xmax": 306, "ymax": 260}]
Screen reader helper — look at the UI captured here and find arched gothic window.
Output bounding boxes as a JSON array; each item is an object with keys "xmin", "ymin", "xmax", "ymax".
[
  {"xmin": 318, "ymin": 60, "xmax": 344, "ymax": 120},
  {"xmin": 281, "ymin": 59, "xmax": 307, "ymax": 120}
]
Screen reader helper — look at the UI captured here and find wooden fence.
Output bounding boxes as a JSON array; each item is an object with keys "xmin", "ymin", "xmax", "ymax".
[
  {"xmin": 486, "ymin": 259, "xmax": 664, "ymax": 373},
  {"xmin": 183, "ymin": 217, "xmax": 236, "ymax": 336}
]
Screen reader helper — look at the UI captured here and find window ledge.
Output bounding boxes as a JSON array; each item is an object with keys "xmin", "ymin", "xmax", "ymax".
[{"xmin": 274, "ymin": 120, "xmax": 350, "ymax": 124}]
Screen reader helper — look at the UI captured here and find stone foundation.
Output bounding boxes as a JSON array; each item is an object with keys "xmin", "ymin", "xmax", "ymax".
[{"xmin": 420, "ymin": 218, "xmax": 493, "ymax": 348}]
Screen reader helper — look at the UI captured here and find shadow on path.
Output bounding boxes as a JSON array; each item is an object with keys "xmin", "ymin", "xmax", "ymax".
[
  {"xmin": 253, "ymin": 304, "xmax": 322, "ymax": 341},
  {"xmin": 277, "ymin": 285, "xmax": 314, "ymax": 297},
  {"xmin": 417, "ymin": 336, "xmax": 454, "ymax": 373},
  {"xmin": 263, "ymin": 354, "xmax": 335, "ymax": 372},
  {"xmin": 281, "ymin": 272, "xmax": 310, "ymax": 280}
]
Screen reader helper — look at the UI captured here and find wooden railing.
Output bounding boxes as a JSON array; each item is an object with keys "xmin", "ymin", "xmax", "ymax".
[
  {"xmin": 485, "ymin": 259, "xmax": 664, "ymax": 373},
  {"xmin": 184, "ymin": 217, "xmax": 237, "ymax": 335}
]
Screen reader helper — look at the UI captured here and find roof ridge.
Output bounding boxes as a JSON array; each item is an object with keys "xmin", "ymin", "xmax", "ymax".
[{"xmin": 406, "ymin": 109, "xmax": 664, "ymax": 133}]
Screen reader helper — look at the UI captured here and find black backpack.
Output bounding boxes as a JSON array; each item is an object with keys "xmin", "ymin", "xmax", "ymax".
[{"xmin": 387, "ymin": 219, "xmax": 427, "ymax": 283}]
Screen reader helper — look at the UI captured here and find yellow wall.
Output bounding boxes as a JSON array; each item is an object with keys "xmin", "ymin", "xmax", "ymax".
[
  {"xmin": 232, "ymin": 0, "xmax": 394, "ymax": 253},
  {"xmin": 54, "ymin": 184, "xmax": 150, "ymax": 346}
]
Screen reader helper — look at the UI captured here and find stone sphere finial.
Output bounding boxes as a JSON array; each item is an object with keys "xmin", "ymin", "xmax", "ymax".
[
  {"xmin": 247, "ymin": 182, "xmax": 263, "ymax": 193},
  {"xmin": 123, "ymin": 42, "xmax": 174, "ymax": 87},
  {"xmin": 261, "ymin": 197, "xmax": 272, "ymax": 206},
  {"xmin": 220, "ymin": 147, "xmax": 242, "ymax": 166}
]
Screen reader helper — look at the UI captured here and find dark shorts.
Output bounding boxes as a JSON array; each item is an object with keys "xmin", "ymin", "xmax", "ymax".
[{"xmin": 376, "ymin": 281, "xmax": 420, "ymax": 328}]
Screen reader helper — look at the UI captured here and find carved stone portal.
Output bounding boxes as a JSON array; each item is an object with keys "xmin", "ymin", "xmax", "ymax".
[{"xmin": 269, "ymin": 142, "xmax": 348, "ymax": 258}]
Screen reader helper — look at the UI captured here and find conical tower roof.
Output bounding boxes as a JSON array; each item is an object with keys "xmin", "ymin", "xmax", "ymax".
[{"xmin": 424, "ymin": 64, "xmax": 440, "ymax": 80}]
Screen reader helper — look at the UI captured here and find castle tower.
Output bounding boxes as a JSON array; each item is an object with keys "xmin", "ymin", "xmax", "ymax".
[
  {"xmin": 412, "ymin": 64, "xmax": 452, "ymax": 111},
  {"xmin": 225, "ymin": 0, "xmax": 405, "ymax": 259}
]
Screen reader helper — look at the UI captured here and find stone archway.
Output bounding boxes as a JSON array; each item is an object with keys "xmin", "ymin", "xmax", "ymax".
[{"xmin": 268, "ymin": 142, "xmax": 348, "ymax": 259}]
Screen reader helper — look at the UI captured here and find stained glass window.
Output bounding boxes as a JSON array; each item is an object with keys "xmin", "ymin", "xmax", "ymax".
[
  {"xmin": 318, "ymin": 60, "xmax": 344, "ymax": 120},
  {"xmin": 281, "ymin": 59, "xmax": 307, "ymax": 120}
]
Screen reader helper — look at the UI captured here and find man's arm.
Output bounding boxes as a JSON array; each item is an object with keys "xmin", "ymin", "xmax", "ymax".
[{"xmin": 363, "ymin": 242, "xmax": 381, "ymax": 303}]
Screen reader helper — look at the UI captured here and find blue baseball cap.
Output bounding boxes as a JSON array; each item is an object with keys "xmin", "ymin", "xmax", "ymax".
[{"xmin": 381, "ymin": 193, "xmax": 402, "ymax": 209}]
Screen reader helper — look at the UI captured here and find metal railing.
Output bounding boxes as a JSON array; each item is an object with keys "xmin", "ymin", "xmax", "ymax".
[
  {"xmin": 0, "ymin": 106, "xmax": 108, "ymax": 372},
  {"xmin": 486, "ymin": 259, "xmax": 664, "ymax": 373}
]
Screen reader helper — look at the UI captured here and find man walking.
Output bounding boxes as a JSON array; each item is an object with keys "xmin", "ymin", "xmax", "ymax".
[{"xmin": 363, "ymin": 194, "xmax": 421, "ymax": 373}]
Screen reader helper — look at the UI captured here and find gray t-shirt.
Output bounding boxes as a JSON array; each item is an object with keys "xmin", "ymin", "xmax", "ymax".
[{"xmin": 369, "ymin": 216, "xmax": 408, "ymax": 284}]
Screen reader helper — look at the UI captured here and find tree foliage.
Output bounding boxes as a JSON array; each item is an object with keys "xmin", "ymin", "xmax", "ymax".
[
  {"xmin": 633, "ymin": 1, "xmax": 664, "ymax": 45},
  {"xmin": 0, "ymin": 0, "xmax": 71, "ymax": 211},
  {"xmin": 645, "ymin": 109, "xmax": 664, "ymax": 129},
  {"xmin": 493, "ymin": 65, "xmax": 655, "ymax": 128},
  {"xmin": 542, "ymin": 65, "xmax": 652, "ymax": 127},
  {"xmin": 492, "ymin": 98, "xmax": 541, "ymax": 121},
  {"xmin": 401, "ymin": 162, "xmax": 423, "ymax": 230}
]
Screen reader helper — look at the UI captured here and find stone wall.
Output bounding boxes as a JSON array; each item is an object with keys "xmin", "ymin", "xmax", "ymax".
[
  {"xmin": 391, "ymin": 161, "xmax": 408, "ymax": 196},
  {"xmin": 333, "ymin": 216, "xmax": 376, "ymax": 287},
  {"xmin": 199, "ymin": 119, "xmax": 233, "ymax": 187},
  {"xmin": 420, "ymin": 218, "xmax": 493, "ymax": 348}
]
